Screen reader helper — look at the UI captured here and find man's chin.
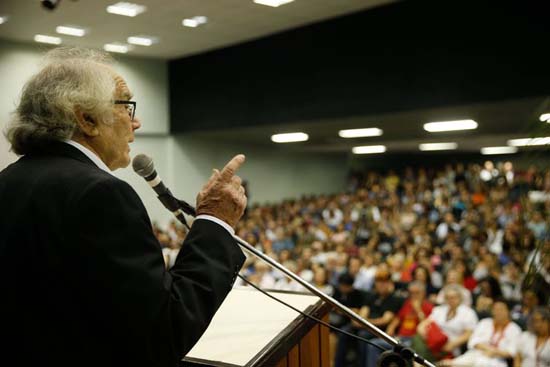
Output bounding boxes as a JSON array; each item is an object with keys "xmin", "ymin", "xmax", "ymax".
[
  {"xmin": 110, "ymin": 156, "xmax": 131, "ymax": 171},
  {"xmin": 121, "ymin": 156, "xmax": 131, "ymax": 169}
]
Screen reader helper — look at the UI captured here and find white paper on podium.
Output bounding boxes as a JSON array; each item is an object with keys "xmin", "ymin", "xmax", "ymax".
[{"xmin": 184, "ymin": 286, "xmax": 321, "ymax": 366}]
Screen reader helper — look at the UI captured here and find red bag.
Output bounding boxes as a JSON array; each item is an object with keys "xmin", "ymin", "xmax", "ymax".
[{"xmin": 426, "ymin": 321, "xmax": 448, "ymax": 355}]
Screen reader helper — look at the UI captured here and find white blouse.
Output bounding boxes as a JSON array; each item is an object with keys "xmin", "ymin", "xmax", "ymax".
[
  {"xmin": 450, "ymin": 318, "xmax": 522, "ymax": 367},
  {"xmin": 468, "ymin": 318, "xmax": 521, "ymax": 352},
  {"xmin": 517, "ymin": 332, "xmax": 550, "ymax": 367},
  {"xmin": 430, "ymin": 304, "xmax": 478, "ymax": 356}
]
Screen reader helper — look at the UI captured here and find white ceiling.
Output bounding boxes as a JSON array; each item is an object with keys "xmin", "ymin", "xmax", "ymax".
[{"xmin": 0, "ymin": 0, "xmax": 393, "ymax": 59}]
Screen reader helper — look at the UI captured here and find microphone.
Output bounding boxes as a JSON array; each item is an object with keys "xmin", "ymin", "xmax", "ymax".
[{"xmin": 132, "ymin": 154, "xmax": 196, "ymax": 217}]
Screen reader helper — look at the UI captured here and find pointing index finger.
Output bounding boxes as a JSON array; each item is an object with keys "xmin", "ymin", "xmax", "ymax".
[{"xmin": 220, "ymin": 154, "xmax": 245, "ymax": 182}]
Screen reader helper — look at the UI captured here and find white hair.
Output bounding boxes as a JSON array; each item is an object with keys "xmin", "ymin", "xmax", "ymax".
[
  {"xmin": 442, "ymin": 284, "xmax": 464, "ymax": 301},
  {"xmin": 5, "ymin": 47, "xmax": 117, "ymax": 155}
]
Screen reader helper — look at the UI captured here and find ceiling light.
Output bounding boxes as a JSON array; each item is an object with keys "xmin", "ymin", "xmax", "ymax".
[
  {"xmin": 507, "ymin": 137, "xmax": 550, "ymax": 147},
  {"xmin": 182, "ymin": 19, "xmax": 198, "ymax": 28},
  {"xmin": 253, "ymin": 0, "xmax": 295, "ymax": 7},
  {"xmin": 423, "ymin": 119, "xmax": 478, "ymax": 132},
  {"xmin": 194, "ymin": 16, "xmax": 207, "ymax": 24},
  {"xmin": 34, "ymin": 34, "xmax": 62, "ymax": 45},
  {"xmin": 182, "ymin": 16, "xmax": 208, "ymax": 28},
  {"xmin": 338, "ymin": 128, "xmax": 383, "ymax": 138},
  {"xmin": 540, "ymin": 113, "xmax": 550, "ymax": 122},
  {"xmin": 106, "ymin": 2, "xmax": 146, "ymax": 17},
  {"xmin": 481, "ymin": 146, "xmax": 518, "ymax": 155},
  {"xmin": 56, "ymin": 25, "xmax": 87, "ymax": 37},
  {"xmin": 181, "ymin": 19, "xmax": 199, "ymax": 28},
  {"xmin": 352, "ymin": 145, "xmax": 386, "ymax": 154},
  {"xmin": 103, "ymin": 43, "xmax": 130, "ymax": 53},
  {"xmin": 271, "ymin": 132, "xmax": 309, "ymax": 143},
  {"xmin": 127, "ymin": 36, "xmax": 158, "ymax": 46},
  {"xmin": 0, "ymin": 16, "xmax": 9, "ymax": 25},
  {"xmin": 419, "ymin": 142, "xmax": 458, "ymax": 151}
]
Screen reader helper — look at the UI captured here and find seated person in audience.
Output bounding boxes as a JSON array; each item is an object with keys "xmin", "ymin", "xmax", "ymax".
[
  {"xmin": 412, "ymin": 264, "xmax": 439, "ymax": 297},
  {"xmin": 499, "ymin": 261, "xmax": 523, "ymax": 304},
  {"xmin": 515, "ymin": 306, "xmax": 550, "ymax": 367},
  {"xmin": 349, "ymin": 270, "xmax": 403, "ymax": 367},
  {"xmin": 273, "ymin": 262, "xmax": 305, "ymax": 292},
  {"xmin": 353, "ymin": 253, "xmax": 378, "ymax": 292},
  {"xmin": 312, "ymin": 265, "xmax": 334, "ymax": 296},
  {"xmin": 331, "ymin": 272, "xmax": 365, "ymax": 367},
  {"xmin": 354, "ymin": 269, "xmax": 403, "ymax": 331},
  {"xmin": 387, "ymin": 281, "xmax": 434, "ymax": 341},
  {"xmin": 414, "ymin": 284, "xmax": 478, "ymax": 360},
  {"xmin": 440, "ymin": 299, "xmax": 521, "ymax": 367},
  {"xmin": 435, "ymin": 269, "xmax": 473, "ymax": 306},
  {"xmin": 511, "ymin": 289, "xmax": 543, "ymax": 330},
  {"xmin": 363, "ymin": 281, "xmax": 434, "ymax": 367},
  {"xmin": 330, "ymin": 272, "xmax": 364, "ymax": 328},
  {"xmin": 472, "ymin": 276, "xmax": 504, "ymax": 319}
]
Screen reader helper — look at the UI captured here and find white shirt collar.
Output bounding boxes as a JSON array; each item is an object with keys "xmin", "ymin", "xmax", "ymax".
[{"xmin": 64, "ymin": 140, "xmax": 112, "ymax": 174}]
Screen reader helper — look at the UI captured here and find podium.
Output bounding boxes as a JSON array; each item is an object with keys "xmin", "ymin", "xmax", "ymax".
[{"xmin": 181, "ymin": 287, "xmax": 331, "ymax": 367}]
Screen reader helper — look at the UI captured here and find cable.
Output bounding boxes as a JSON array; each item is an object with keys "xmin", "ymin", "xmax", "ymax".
[{"xmin": 237, "ymin": 274, "xmax": 386, "ymax": 352}]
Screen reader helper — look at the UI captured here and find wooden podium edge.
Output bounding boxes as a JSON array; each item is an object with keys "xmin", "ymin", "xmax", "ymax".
[
  {"xmin": 245, "ymin": 291, "xmax": 331, "ymax": 367},
  {"xmin": 181, "ymin": 289, "xmax": 332, "ymax": 367}
]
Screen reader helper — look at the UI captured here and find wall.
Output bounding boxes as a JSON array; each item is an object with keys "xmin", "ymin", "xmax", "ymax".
[{"xmin": 171, "ymin": 136, "xmax": 348, "ymax": 207}]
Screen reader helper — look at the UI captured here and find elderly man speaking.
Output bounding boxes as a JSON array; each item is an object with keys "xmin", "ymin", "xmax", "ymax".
[{"xmin": 0, "ymin": 48, "xmax": 247, "ymax": 367}]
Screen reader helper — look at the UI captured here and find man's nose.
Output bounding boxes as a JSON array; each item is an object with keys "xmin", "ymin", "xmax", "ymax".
[{"xmin": 132, "ymin": 117, "xmax": 142, "ymax": 131}]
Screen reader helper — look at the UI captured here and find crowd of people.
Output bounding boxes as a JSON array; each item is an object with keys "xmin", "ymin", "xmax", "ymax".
[{"xmin": 154, "ymin": 160, "xmax": 550, "ymax": 367}]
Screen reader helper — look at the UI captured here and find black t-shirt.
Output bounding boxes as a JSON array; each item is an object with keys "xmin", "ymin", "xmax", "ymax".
[
  {"xmin": 362, "ymin": 291, "xmax": 403, "ymax": 319},
  {"xmin": 333, "ymin": 288, "xmax": 365, "ymax": 309}
]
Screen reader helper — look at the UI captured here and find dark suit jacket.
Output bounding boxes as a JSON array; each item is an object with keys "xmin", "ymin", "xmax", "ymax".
[{"xmin": 0, "ymin": 142, "xmax": 245, "ymax": 367}]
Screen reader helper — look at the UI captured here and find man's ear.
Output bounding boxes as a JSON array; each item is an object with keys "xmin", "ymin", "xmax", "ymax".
[{"xmin": 74, "ymin": 108, "xmax": 99, "ymax": 137}]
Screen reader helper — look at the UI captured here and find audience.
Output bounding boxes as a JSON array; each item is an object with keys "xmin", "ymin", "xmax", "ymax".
[{"xmin": 151, "ymin": 160, "xmax": 550, "ymax": 366}]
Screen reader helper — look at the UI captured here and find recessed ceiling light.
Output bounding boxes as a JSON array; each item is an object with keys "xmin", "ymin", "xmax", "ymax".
[
  {"xmin": 481, "ymin": 146, "xmax": 518, "ymax": 155},
  {"xmin": 352, "ymin": 145, "xmax": 386, "ymax": 154},
  {"xmin": 507, "ymin": 137, "xmax": 550, "ymax": 147},
  {"xmin": 194, "ymin": 16, "xmax": 207, "ymax": 24},
  {"xmin": 271, "ymin": 132, "xmax": 309, "ymax": 143},
  {"xmin": 540, "ymin": 113, "xmax": 550, "ymax": 122},
  {"xmin": 106, "ymin": 2, "xmax": 146, "ymax": 17},
  {"xmin": 34, "ymin": 34, "xmax": 62, "ymax": 45},
  {"xmin": 253, "ymin": 0, "xmax": 294, "ymax": 7},
  {"xmin": 103, "ymin": 43, "xmax": 130, "ymax": 54},
  {"xmin": 0, "ymin": 15, "xmax": 9, "ymax": 25},
  {"xmin": 338, "ymin": 128, "xmax": 383, "ymax": 138},
  {"xmin": 182, "ymin": 16, "xmax": 208, "ymax": 28},
  {"xmin": 127, "ymin": 36, "xmax": 158, "ymax": 46},
  {"xmin": 182, "ymin": 19, "xmax": 198, "ymax": 28},
  {"xmin": 423, "ymin": 119, "xmax": 478, "ymax": 132},
  {"xmin": 418, "ymin": 142, "xmax": 458, "ymax": 151},
  {"xmin": 56, "ymin": 25, "xmax": 87, "ymax": 37}
]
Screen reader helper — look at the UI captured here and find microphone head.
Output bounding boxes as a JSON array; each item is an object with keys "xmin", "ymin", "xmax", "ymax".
[{"xmin": 132, "ymin": 154, "xmax": 155, "ymax": 177}]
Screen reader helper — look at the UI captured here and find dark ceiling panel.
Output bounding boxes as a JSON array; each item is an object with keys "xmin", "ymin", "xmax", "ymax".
[{"xmin": 169, "ymin": 0, "xmax": 550, "ymax": 133}]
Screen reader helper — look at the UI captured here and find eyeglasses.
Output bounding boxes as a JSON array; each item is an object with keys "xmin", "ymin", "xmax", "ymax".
[{"xmin": 114, "ymin": 100, "xmax": 136, "ymax": 121}]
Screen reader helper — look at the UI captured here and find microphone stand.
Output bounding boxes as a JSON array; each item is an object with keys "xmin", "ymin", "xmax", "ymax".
[{"xmin": 176, "ymin": 201, "xmax": 436, "ymax": 367}]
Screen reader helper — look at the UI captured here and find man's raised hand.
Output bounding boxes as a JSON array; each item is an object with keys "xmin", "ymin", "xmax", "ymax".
[{"xmin": 196, "ymin": 154, "xmax": 247, "ymax": 228}]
